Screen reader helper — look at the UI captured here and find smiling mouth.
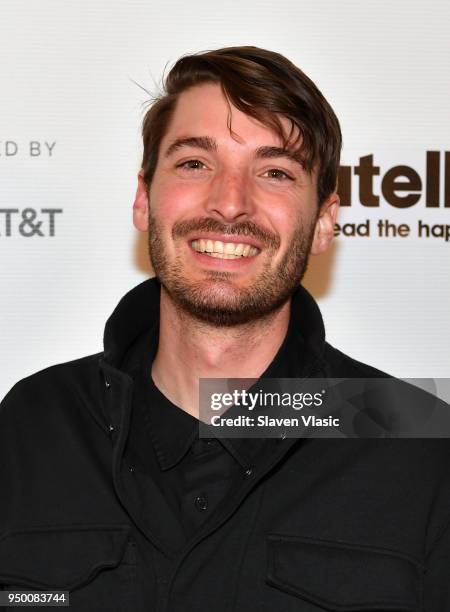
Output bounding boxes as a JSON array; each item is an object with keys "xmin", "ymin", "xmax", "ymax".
[{"xmin": 190, "ymin": 239, "xmax": 260, "ymax": 259}]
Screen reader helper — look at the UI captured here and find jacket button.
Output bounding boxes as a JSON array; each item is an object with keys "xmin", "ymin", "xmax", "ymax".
[
  {"xmin": 129, "ymin": 465, "xmax": 135, "ymax": 473},
  {"xmin": 244, "ymin": 467, "xmax": 253, "ymax": 478},
  {"xmin": 194, "ymin": 495, "xmax": 208, "ymax": 511},
  {"xmin": 109, "ymin": 424, "xmax": 115, "ymax": 432},
  {"xmin": 105, "ymin": 379, "xmax": 111, "ymax": 389}
]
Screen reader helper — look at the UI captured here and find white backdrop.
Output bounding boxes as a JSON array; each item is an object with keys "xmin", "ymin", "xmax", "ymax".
[{"xmin": 1, "ymin": 0, "xmax": 449, "ymax": 399}]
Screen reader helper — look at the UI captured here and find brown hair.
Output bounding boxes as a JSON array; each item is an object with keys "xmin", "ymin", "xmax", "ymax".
[{"xmin": 141, "ymin": 46, "xmax": 342, "ymax": 206}]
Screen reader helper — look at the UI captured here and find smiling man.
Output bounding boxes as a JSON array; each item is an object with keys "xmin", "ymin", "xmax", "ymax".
[
  {"xmin": 133, "ymin": 75, "xmax": 338, "ymax": 417},
  {"xmin": 1, "ymin": 46, "xmax": 450, "ymax": 611}
]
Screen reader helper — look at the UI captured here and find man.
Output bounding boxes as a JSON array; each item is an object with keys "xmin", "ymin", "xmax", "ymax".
[{"xmin": 0, "ymin": 46, "xmax": 449, "ymax": 611}]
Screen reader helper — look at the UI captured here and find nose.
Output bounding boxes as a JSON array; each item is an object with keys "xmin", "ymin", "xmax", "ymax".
[{"xmin": 204, "ymin": 168, "xmax": 255, "ymax": 223}]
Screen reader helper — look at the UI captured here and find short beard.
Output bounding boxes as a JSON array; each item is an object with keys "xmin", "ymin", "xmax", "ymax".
[{"xmin": 148, "ymin": 212, "xmax": 317, "ymax": 327}]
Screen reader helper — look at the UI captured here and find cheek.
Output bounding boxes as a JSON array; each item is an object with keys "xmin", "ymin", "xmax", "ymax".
[
  {"xmin": 150, "ymin": 174, "xmax": 208, "ymax": 218},
  {"xmin": 259, "ymin": 197, "xmax": 300, "ymax": 240},
  {"xmin": 261, "ymin": 186, "xmax": 316, "ymax": 233}
]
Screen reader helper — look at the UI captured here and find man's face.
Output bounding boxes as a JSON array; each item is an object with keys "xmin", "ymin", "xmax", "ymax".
[{"xmin": 134, "ymin": 83, "xmax": 338, "ymax": 326}]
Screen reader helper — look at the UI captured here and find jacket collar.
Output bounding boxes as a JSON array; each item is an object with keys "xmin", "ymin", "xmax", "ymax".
[{"xmin": 102, "ymin": 276, "xmax": 327, "ymax": 374}]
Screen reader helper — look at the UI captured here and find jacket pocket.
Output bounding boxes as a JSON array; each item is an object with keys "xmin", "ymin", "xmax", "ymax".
[
  {"xmin": 0, "ymin": 525, "xmax": 136, "ymax": 611},
  {"xmin": 266, "ymin": 534, "xmax": 421, "ymax": 611}
]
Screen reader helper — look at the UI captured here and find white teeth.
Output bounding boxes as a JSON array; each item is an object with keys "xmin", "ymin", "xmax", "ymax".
[
  {"xmin": 190, "ymin": 239, "xmax": 259, "ymax": 258},
  {"xmin": 214, "ymin": 240, "xmax": 224, "ymax": 254},
  {"xmin": 208, "ymin": 252, "xmax": 241, "ymax": 259}
]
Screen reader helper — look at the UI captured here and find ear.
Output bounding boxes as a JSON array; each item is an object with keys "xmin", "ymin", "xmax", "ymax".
[
  {"xmin": 133, "ymin": 169, "xmax": 149, "ymax": 232},
  {"xmin": 310, "ymin": 192, "xmax": 340, "ymax": 255}
]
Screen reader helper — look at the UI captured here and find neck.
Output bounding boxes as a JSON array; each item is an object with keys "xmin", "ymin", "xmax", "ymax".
[{"xmin": 151, "ymin": 288, "xmax": 292, "ymax": 418}]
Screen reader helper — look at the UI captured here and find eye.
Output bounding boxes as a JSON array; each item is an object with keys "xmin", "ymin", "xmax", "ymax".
[
  {"xmin": 176, "ymin": 159, "xmax": 208, "ymax": 170},
  {"xmin": 262, "ymin": 168, "xmax": 294, "ymax": 181}
]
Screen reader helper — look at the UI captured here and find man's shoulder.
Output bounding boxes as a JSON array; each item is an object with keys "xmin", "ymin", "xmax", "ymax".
[
  {"xmin": 0, "ymin": 352, "xmax": 106, "ymax": 423},
  {"xmin": 322, "ymin": 342, "xmax": 391, "ymax": 378}
]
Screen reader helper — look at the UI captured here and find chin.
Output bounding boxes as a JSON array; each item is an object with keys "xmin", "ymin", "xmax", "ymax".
[
  {"xmin": 177, "ymin": 282, "xmax": 247, "ymax": 310},
  {"xmin": 164, "ymin": 278, "xmax": 290, "ymax": 328}
]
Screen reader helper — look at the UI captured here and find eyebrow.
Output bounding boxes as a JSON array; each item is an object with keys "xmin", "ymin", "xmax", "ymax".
[
  {"xmin": 164, "ymin": 136, "xmax": 304, "ymax": 169},
  {"xmin": 164, "ymin": 136, "xmax": 218, "ymax": 158},
  {"xmin": 254, "ymin": 146, "xmax": 305, "ymax": 169}
]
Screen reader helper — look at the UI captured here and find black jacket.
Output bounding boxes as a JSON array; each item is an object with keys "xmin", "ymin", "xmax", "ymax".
[{"xmin": 1, "ymin": 278, "xmax": 449, "ymax": 611}]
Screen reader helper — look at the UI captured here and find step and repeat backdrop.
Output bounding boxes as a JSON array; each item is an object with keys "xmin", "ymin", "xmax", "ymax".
[{"xmin": 1, "ymin": 0, "xmax": 449, "ymax": 398}]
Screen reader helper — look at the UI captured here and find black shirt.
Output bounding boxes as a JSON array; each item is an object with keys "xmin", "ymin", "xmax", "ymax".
[
  {"xmin": 2, "ymin": 277, "xmax": 450, "ymax": 610},
  {"xmin": 123, "ymin": 297, "xmax": 307, "ymax": 545}
]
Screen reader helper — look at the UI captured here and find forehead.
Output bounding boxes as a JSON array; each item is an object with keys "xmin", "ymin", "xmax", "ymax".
[{"xmin": 161, "ymin": 82, "xmax": 297, "ymax": 149}]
